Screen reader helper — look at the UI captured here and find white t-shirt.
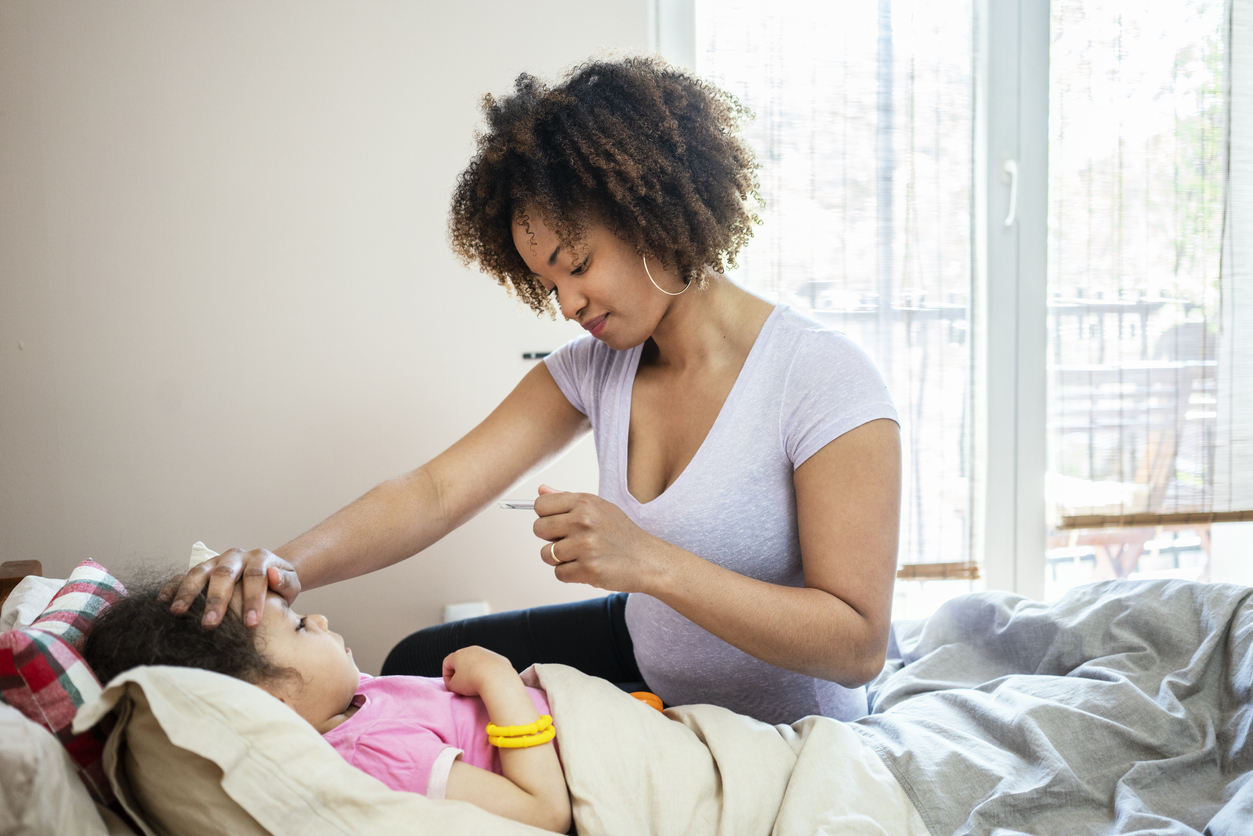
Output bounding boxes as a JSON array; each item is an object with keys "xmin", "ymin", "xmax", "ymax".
[{"xmin": 544, "ymin": 305, "xmax": 898, "ymax": 723}]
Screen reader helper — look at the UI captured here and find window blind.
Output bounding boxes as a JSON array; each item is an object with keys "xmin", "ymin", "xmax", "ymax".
[
  {"xmin": 1046, "ymin": 0, "xmax": 1253, "ymax": 531},
  {"xmin": 696, "ymin": 0, "xmax": 976, "ymax": 580}
]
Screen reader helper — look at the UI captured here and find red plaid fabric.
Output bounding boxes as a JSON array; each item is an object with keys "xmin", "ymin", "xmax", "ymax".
[
  {"xmin": 0, "ymin": 559, "xmax": 127, "ymax": 805},
  {"xmin": 27, "ymin": 559, "xmax": 126, "ymax": 649}
]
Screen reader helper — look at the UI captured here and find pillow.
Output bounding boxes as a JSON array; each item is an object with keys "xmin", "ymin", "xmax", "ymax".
[
  {"xmin": 0, "ymin": 559, "xmax": 127, "ymax": 805},
  {"xmin": 30, "ymin": 560, "xmax": 127, "ymax": 649},
  {"xmin": 0, "ymin": 575, "xmax": 62, "ymax": 632},
  {"xmin": 73, "ymin": 665, "xmax": 551, "ymax": 836},
  {"xmin": 188, "ymin": 540, "xmax": 218, "ymax": 569},
  {"xmin": 0, "ymin": 702, "xmax": 114, "ymax": 836}
]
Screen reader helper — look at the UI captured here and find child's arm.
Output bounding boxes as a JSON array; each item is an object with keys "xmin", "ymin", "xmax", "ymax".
[{"xmin": 441, "ymin": 647, "xmax": 572, "ymax": 834}]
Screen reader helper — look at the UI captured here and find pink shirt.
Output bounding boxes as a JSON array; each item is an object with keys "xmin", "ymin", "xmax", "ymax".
[{"xmin": 322, "ymin": 674, "xmax": 552, "ymax": 799}]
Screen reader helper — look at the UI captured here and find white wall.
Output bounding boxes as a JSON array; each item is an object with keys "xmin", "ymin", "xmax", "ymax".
[{"xmin": 0, "ymin": 0, "xmax": 648, "ymax": 674}]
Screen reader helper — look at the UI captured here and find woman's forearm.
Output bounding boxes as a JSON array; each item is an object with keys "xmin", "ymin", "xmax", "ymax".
[
  {"xmin": 534, "ymin": 420, "xmax": 900, "ymax": 687},
  {"xmin": 273, "ymin": 467, "xmax": 460, "ymax": 591},
  {"xmin": 274, "ymin": 364, "xmax": 590, "ymax": 592},
  {"xmin": 648, "ymin": 418, "xmax": 896, "ymax": 687},
  {"xmin": 646, "ymin": 546, "xmax": 891, "ymax": 687}
]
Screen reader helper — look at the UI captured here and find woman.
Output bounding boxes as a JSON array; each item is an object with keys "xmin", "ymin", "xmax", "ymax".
[{"xmin": 169, "ymin": 57, "xmax": 901, "ymax": 724}]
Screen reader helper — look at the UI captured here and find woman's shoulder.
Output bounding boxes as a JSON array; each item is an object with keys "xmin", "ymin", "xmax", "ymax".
[
  {"xmin": 546, "ymin": 332, "xmax": 625, "ymax": 368},
  {"xmin": 765, "ymin": 307, "xmax": 895, "ymax": 407},
  {"xmin": 763, "ymin": 308, "xmax": 898, "ymax": 463},
  {"xmin": 764, "ymin": 306, "xmax": 879, "ymax": 367},
  {"xmin": 543, "ymin": 333, "xmax": 640, "ymax": 414}
]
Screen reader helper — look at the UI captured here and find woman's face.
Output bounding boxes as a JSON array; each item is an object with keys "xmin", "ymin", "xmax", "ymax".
[{"xmin": 511, "ymin": 211, "xmax": 686, "ymax": 350}]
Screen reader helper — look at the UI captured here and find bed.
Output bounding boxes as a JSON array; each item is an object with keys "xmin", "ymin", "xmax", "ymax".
[{"xmin": 2, "ymin": 559, "xmax": 1251, "ymax": 835}]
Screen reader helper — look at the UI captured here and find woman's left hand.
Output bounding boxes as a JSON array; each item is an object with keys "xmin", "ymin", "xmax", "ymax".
[{"xmin": 532, "ymin": 484, "xmax": 670, "ymax": 593}]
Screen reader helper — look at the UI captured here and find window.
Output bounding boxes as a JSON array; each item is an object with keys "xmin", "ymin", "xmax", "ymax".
[
  {"xmin": 673, "ymin": 0, "xmax": 1253, "ymax": 608},
  {"xmin": 1044, "ymin": 0, "xmax": 1243, "ymax": 599},
  {"xmin": 695, "ymin": 0, "xmax": 977, "ymax": 617}
]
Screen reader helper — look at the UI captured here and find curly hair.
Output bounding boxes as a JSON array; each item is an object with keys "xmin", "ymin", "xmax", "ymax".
[
  {"xmin": 82, "ymin": 579, "xmax": 295, "ymax": 688},
  {"xmin": 448, "ymin": 56, "xmax": 761, "ymax": 315}
]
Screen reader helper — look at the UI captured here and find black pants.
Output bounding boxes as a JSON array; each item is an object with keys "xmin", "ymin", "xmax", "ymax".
[{"xmin": 381, "ymin": 592, "xmax": 649, "ymax": 692}]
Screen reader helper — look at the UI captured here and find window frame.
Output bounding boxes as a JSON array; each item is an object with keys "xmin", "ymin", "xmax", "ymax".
[{"xmin": 974, "ymin": 0, "xmax": 1050, "ymax": 598}]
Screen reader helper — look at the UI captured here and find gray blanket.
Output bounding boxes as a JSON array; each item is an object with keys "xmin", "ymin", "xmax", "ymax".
[{"xmin": 853, "ymin": 579, "xmax": 1253, "ymax": 836}]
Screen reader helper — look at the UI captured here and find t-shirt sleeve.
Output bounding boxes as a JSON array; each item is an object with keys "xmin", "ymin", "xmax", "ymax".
[
  {"xmin": 781, "ymin": 329, "xmax": 899, "ymax": 468},
  {"xmin": 543, "ymin": 335, "xmax": 599, "ymax": 416},
  {"xmin": 339, "ymin": 724, "xmax": 463, "ymax": 799},
  {"xmin": 424, "ymin": 747, "xmax": 463, "ymax": 800}
]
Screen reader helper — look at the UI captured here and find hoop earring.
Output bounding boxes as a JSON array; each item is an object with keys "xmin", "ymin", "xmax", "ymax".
[{"xmin": 642, "ymin": 254, "xmax": 689, "ymax": 296}]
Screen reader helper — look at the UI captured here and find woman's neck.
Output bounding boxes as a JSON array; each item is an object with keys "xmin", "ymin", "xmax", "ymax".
[{"xmin": 644, "ymin": 271, "xmax": 775, "ymax": 372}]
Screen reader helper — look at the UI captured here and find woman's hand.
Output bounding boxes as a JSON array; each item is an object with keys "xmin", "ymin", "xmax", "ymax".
[
  {"xmin": 442, "ymin": 646, "xmax": 521, "ymax": 699},
  {"xmin": 532, "ymin": 484, "xmax": 670, "ymax": 593},
  {"xmin": 161, "ymin": 549, "xmax": 300, "ymax": 628}
]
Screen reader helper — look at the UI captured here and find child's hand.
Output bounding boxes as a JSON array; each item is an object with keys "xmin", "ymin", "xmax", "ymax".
[{"xmin": 441, "ymin": 646, "xmax": 518, "ymax": 698}]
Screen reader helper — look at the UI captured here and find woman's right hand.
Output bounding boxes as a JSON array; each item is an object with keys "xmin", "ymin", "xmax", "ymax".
[{"xmin": 161, "ymin": 548, "xmax": 300, "ymax": 628}]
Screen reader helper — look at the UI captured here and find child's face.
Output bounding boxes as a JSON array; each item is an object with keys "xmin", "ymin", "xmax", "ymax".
[{"xmin": 243, "ymin": 591, "xmax": 361, "ymax": 731}]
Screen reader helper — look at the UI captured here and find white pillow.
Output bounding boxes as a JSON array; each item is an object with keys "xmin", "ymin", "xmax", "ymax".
[
  {"xmin": 0, "ymin": 703, "xmax": 115, "ymax": 836},
  {"xmin": 0, "ymin": 575, "xmax": 63, "ymax": 632},
  {"xmin": 73, "ymin": 666, "xmax": 550, "ymax": 836},
  {"xmin": 188, "ymin": 541, "xmax": 217, "ymax": 569}
]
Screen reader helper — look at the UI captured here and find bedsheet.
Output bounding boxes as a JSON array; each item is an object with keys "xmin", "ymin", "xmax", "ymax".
[{"xmin": 853, "ymin": 579, "xmax": 1253, "ymax": 836}]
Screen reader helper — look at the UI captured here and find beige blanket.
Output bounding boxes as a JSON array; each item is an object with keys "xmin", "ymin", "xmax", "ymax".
[
  {"xmin": 533, "ymin": 664, "xmax": 925, "ymax": 836},
  {"xmin": 75, "ymin": 662, "xmax": 926, "ymax": 836}
]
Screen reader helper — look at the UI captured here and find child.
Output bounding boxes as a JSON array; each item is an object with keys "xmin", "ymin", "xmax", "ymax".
[{"xmin": 82, "ymin": 573, "xmax": 572, "ymax": 834}]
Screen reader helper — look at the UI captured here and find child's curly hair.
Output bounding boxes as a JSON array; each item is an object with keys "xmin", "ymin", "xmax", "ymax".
[
  {"xmin": 448, "ymin": 56, "xmax": 761, "ymax": 315},
  {"xmin": 82, "ymin": 579, "xmax": 294, "ymax": 688}
]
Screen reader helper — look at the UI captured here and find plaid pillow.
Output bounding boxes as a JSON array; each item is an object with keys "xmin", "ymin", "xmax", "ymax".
[
  {"xmin": 0, "ymin": 559, "xmax": 127, "ymax": 805},
  {"xmin": 26, "ymin": 559, "xmax": 126, "ymax": 649}
]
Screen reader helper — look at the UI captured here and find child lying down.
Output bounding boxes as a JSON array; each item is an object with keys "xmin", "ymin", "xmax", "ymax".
[{"xmin": 82, "ymin": 576, "xmax": 576, "ymax": 833}]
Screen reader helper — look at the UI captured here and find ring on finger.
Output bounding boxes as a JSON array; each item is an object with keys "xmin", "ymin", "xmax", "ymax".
[{"xmin": 550, "ymin": 542, "xmax": 562, "ymax": 564}]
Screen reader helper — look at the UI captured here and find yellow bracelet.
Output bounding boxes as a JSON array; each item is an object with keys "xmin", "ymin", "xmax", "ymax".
[
  {"xmin": 489, "ymin": 724, "xmax": 556, "ymax": 749},
  {"xmin": 485, "ymin": 715, "xmax": 552, "ymax": 738}
]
